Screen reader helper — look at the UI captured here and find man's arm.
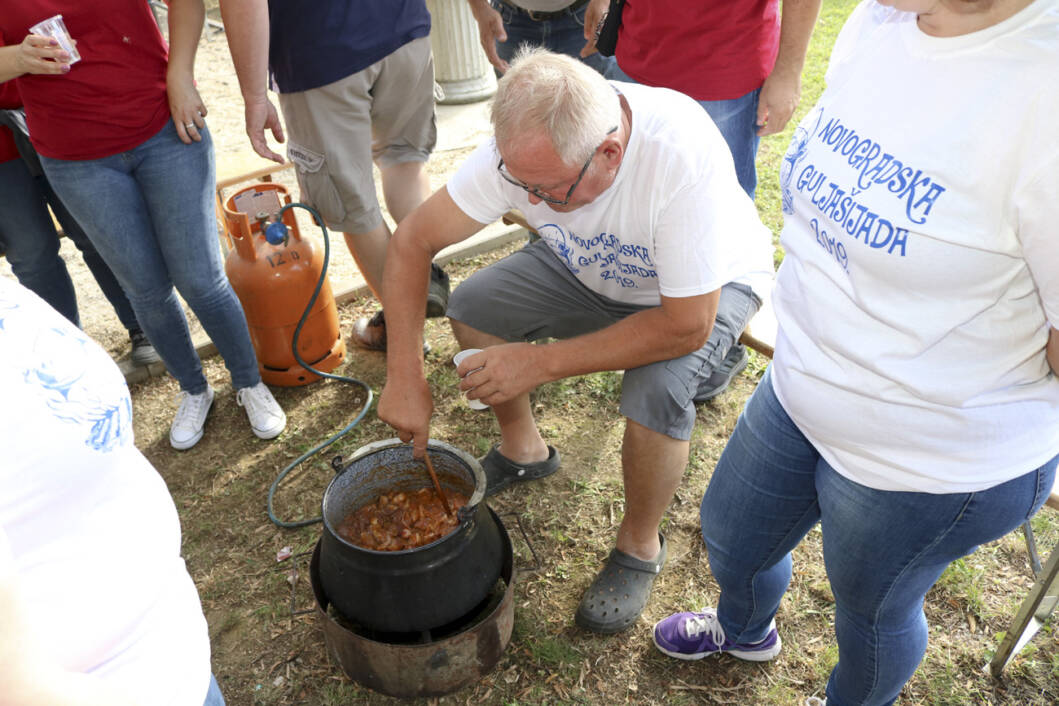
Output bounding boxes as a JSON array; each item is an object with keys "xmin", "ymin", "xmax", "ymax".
[
  {"xmin": 581, "ymin": 0, "xmax": 610, "ymax": 57},
  {"xmin": 377, "ymin": 186, "xmax": 487, "ymax": 456},
  {"xmin": 756, "ymin": 0, "xmax": 822, "ymax": 136},
  {"xmin": 466, "ymin": 0, "xmax": 510, "ymax": 73},
  {"xmin": 218, "ymin": 0, "xmax": 285, "ymax": 162},
  {"xmin": 460, "ymin": 289, "xmax": 719, "ymax": 405}
]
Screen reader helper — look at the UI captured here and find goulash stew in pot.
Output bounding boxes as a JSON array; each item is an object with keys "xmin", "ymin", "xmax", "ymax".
[{"xmin": 337, "ymin": 488, "xmax": 470, "ymax": 551}]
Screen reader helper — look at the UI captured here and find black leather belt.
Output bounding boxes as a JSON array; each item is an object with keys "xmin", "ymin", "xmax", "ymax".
[{"xmin": 495, "ymin": 0, "xmax": 589, "ymax": 22}]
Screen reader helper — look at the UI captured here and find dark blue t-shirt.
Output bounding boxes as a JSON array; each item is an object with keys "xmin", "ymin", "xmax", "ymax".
[{"xmin": 267, "ymin": 0, "xmax": 431, "ymax": 93}]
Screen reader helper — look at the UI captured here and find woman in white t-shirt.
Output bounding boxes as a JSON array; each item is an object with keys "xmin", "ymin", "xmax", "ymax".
[
  {"xmin": 651, "ymin": 1, "xmax": 1059, "ymax": 704},
  {"xmin": 0, "ymin": 277, "xmax": 223, "ymax": 706}
]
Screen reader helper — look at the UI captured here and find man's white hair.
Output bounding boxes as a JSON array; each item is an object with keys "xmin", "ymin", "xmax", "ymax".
[{"xmin": 491, "ymin": 46, "xmax": 621, "ymax": 167}]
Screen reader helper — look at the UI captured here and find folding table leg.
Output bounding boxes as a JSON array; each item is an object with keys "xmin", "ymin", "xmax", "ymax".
[{"xmin": 988, "ymin": 542, "xmax": 1059, "ymax": 677}]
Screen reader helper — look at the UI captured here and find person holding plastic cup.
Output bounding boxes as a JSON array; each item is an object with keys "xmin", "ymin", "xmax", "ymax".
[
  {"xmin": 0, "ymin": 0, "xmax": 286, "ymax": 451},
  {"xmin": 453, "ymin": 348, "xmax": 489, "ymax": 409},
  {"xmin": 377, "ymin": 48, "xmax": 774, "ymax": 635}
]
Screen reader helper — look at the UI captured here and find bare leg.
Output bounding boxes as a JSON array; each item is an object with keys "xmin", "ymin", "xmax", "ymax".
[
  {"xmin": 616, "ymin": 419, "xmax": 688, "ymax": 561},
  {"xmin": 343, "ymin": 221, "xmax": 392, "ymax": 299},
  {"xmin": 346, "ymin": 161, "xmax": 429, "ymax": 299},
  {"xmin": 380, "ymin": 160, "xmax": 431, "ymax": 224},
  {"xmin": 450, "ymin": 319, "xmax": 549, "ymax": 464},
  {"xmin": 349, "ymin": 162, "xmax": 436, "ymax": 349}
]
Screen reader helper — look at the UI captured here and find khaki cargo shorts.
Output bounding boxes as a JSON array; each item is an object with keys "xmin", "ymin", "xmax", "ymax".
[{"xmin": 278, "ymin": 36, "xmax": 436, "ymax": 234}]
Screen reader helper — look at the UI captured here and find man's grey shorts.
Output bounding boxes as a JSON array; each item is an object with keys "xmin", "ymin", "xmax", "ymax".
[
  {"xmin": 278, "ymin": 36, "xmax": 436, "ymax": 234},
  {"xmin": 447, "ymin": 240, "xmax": 761, "ymax": 441}
]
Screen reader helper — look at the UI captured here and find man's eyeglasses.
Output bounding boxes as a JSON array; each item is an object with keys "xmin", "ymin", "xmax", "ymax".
[{"xmin": 497, "ymin": 126, "xmax": 618, "ymax": 205}]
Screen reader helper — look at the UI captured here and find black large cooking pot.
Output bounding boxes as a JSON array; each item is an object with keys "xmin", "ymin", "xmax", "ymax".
[{"xmin": 319, "ymin": 438, "xmax": 504, "ymax": 633}]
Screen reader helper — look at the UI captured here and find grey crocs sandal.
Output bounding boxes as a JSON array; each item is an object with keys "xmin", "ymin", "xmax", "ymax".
[
  {"xmin": 575, "ymin": 533, "xmax": 667, "ymax": 634},
  {"xmin": 478, "ymin": 444, "xmax": 561, "ymax": 497}
]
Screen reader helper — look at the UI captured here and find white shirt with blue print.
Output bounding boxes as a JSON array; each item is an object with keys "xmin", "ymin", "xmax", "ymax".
[
  {"xmin": 447, "ymin": 81, "xmax": 776, "ymax": 308},
  {"xmin": 771, "ymin": 0, "xmax": 1059, "ymax": 493},
  {"xmin": 0, "ymin": 277, "xmax": 213, "ymax": 705}
]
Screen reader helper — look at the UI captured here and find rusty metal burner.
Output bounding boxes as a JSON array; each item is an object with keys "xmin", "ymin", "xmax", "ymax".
[{"xmin": 309, "ymin": 506, "xmax": 516, "ymax": 698}]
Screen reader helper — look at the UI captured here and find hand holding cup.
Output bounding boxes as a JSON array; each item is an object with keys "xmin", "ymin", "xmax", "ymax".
[
  {"xmin": 453, "ymin": 349, "xmax": 489, "ymax": 410},
  {"xmin": 20, "ymin": 15, "xmax": 79, "ymax": 75}
]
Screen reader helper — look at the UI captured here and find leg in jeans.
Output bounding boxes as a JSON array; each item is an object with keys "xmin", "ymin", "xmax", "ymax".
[
  {"xmin": 201, "ymin": 673, "xmax": 225, "ymax": 706},
  {"xmin": 701, "ymin": 367, "xmax": 823, "ymax": 644},
  {"xmin": 606, "ymin": 60, "xmax": 760, "ymax": 198},
  {"xmin": 41, "ymin": 176, "xmax": 142, "ymax": 333},
  {"xmin": 819, "ymin": 457, "xmax": 1055, "ymax": 706},
  {"xmin": 702, "ymin": 368, "xmax": 1057, "ymax": 704},
  {"xmin": 490, "ymin": 1, "xmax": 612, "ymax": 75},
  {"xmin": 130, "ymin": 123, "xmax": 261, "ymax": 390},
  {"xmin": 0, "ymin": 158, "xmax": 80, "ymax": 326},
  {"xmin": 41, "ymin": 147, "xmax": 209, "ymax": 394},
  {"xmin": 41, "ymin": 122, "xmax": 260, "ymax": 392}
]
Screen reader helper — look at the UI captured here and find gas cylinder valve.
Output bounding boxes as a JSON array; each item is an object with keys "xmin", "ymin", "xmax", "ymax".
[{"xmin": 265, "ymin": 219, "xmax": 290, "ymax": 246}]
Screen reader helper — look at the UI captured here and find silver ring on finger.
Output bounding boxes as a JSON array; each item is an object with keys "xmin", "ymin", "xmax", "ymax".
[{"xmin": 184, "ymin": 123, "xmax": 195, "ymax": 129}]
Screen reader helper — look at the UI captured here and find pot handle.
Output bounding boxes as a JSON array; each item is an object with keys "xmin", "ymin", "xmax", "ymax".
[{"xmin": 457, "ymin": 503, "xmax": 476, "ymax": 524}]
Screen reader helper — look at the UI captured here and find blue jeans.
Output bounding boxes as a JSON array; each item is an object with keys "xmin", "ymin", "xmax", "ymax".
[
  {"xmin": 203, "ymin": 673, "xmax": 225, "ymax": 706},
  {"xmin": 701, "ymin": 368, "xmax": 1056, "ymax": 706},
  {"xmin": 0, "ymin": 157, "xmax": 140, "ymax": 332},
  {"xmin": 490, "ymin": 0, "xmax": 613, "ymax": 76},
  {"xmin": 40, "ymin": 122, "xmax": 261, "ymax": 394},
  {"xmin": 605, "ymin": 60, "xmax": 760, "ymax": 199}
]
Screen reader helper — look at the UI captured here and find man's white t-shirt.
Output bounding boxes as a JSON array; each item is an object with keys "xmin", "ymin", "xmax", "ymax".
[
  {"xmin": 772, "ymin": 0, "xmax": 1059, "ymax": 492},
  {"xmin": 447, "ymin": 81, "xmax": 775, "ymax": 306},
  {"xmin": 0, "ymin": 278, "xmax": 213, "ymax": 704}
]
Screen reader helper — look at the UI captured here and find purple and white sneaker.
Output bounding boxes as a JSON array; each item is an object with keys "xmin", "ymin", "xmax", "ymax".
[{"xmin": 653, "ymin": 607, "xmax": 782, "ymax": 662}]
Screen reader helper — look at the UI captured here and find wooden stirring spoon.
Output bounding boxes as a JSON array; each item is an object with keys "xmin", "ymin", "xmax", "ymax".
[{"xmin": 423, "ymin": 450, "xmax": 455, "ymax": 518}]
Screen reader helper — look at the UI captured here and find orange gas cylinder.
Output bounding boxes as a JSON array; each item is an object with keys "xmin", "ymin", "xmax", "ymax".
[{"xmin": 222, "ymin": 183, "xmax": 345, "ymax": 386}]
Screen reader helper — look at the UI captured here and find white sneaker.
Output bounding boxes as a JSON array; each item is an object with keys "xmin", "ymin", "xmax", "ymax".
[
  {"xmin": 236, "ymin": 382, "xmax": 286, "ymax": 439},
  {"xmin": 170, "ymin": 387, "xmax": 215, "ymax": 450},
  {"xmin": 805, "ymin": 697, "xmax": 827, "ymax": 706}
]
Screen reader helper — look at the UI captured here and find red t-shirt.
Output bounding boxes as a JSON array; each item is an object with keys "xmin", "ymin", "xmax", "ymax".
[
  {"xmin": 0, "ymin": 128, "xmax": 17, "ymax": 164},
  {"xmin": 0, "ymin": 0, "xmax": 171, "ymax": 160},
  {"xmin": 0, "ymin": 80, "xmax": 21, "ymax": 164},
  {"xmin": 616, "ymin": 0, "xmax": 780, "ymax": 101}
]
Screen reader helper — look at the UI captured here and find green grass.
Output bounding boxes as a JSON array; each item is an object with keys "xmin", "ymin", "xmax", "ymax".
[{"xmin": 936, "ymin": 558, "xmax": 987, "ymax": 618}]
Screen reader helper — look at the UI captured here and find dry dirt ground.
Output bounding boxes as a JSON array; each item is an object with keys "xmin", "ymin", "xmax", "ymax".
[{"xmin": 4, "ymin": 7, "xmax": 1058, "ymax": 706}]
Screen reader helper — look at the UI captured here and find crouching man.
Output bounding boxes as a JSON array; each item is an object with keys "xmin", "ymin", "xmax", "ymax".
[{"xmin": 377, "ymin": 48, "xmax": 774, "ymax": 633}]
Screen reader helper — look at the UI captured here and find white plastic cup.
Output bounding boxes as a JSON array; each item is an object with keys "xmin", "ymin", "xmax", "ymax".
[
  {"xmin": 30, "ymin": 14, "xmax": 81, "ymax": 65},
  {"xmin": 452, "ymin": 348, "xmax": 489, "ymax": 410}
]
